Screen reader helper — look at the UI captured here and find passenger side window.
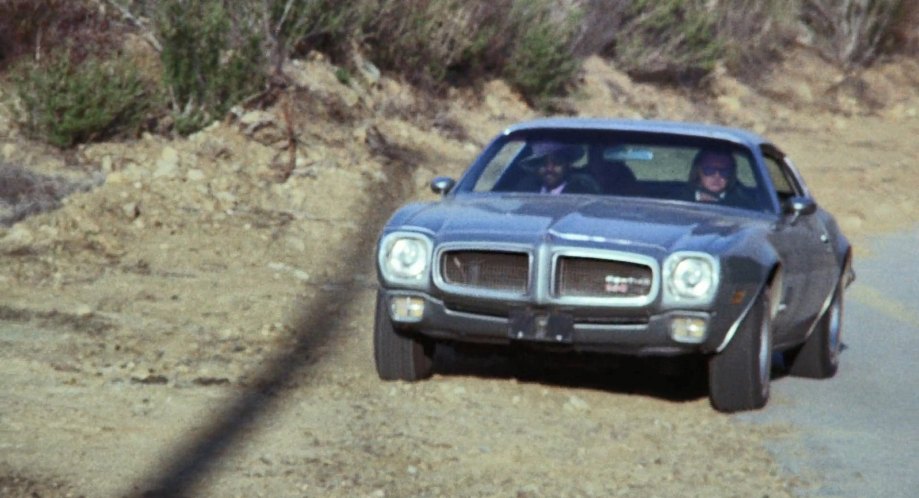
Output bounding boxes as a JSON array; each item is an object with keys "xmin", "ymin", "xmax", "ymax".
[{"xmin": 763, "ymin": 154, "xmax": 800, "ymax": 201}]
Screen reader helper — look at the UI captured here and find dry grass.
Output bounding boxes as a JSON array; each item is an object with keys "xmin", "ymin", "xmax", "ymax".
[{"xmin": 0, "ymin": 162, "xmax": 95, "ymax": 226}]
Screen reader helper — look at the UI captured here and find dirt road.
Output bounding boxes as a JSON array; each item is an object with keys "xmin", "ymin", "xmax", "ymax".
[
  {"xmin": 1, "ymin": 289, "xmax": 795, "ymax": 498},
  {"xmin": 741, "ymin": 227, "xmax": 919, "ymax": 498}
]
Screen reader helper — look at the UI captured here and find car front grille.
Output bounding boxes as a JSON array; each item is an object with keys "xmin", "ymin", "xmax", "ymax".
[
  {"xmin": 440, "ymin": 250, "xmax": 529, "ymax": 293},
  {"xmin": 555, "ymin": 256, "xmax": 653, "ymax": 298}
]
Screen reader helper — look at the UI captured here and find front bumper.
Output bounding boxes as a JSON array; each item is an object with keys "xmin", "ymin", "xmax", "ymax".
[{"xmin": 381, "ymin": 290, "xmax": 718, "ymax": 355}]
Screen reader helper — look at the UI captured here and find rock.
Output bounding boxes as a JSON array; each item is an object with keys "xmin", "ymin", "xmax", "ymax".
[
  {"xmin": 285, "ymin": 236, "xmax": 306, "ymax": 252},
  {"xmin": 563, "ymin": 395, "xmax": 590, "ymax": 413},
  {"xmin": 0, "ymin": 224, "xmax": 34, "ymax": 252},
  {"xmin": 214, "ymin": 191, "xmax": 237, "ymax": 205},
  {"xmin": 122, "ymin": 202, "xmax": 140, "ymax": 220},
  {"xmin": 240, "ymin": 110, "xmax": 276, "ymax": 133},
  {"xmin": 122, "ymin": 163, "xmax": 148, "ymax": 182},
  {"xmin": 154, "ymin": 146, "xmax": 180, "ymax": 178},
  {"xmin": 794, "ymin": 83, "xmax": 814, "ymax": 104},
  {"xmin": 353, "ymin": 52, "xmax": 381, "ymax": 86},
  {"xmin": 37, "ymin": 224, "xmax": 58, "ymax": 238},
  {"xmin": 186, "ymin": 169, "xmax": 206, "ymax": 182},
  {"xmin": 0, "ymin": 202, "xmax": 13, "ymax": 224},
  {"xmin": 240, "ymin": 110, "xmax": 286, "ymax": 144},
  {"xmin": 716, "ymin": 95, "xmax": 742, "ymax": 114}
]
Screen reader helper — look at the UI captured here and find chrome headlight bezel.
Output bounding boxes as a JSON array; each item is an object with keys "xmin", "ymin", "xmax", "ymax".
[
  {"xmin": 662, "ymin": 252, "xmax": 720, "ymax": 306},
  {"xmin": 378, "ymin": 232, "xmax": 433, "ymax": 288}
]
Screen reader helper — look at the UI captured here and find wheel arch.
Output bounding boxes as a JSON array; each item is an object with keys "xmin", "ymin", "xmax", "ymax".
[
  {"xmin": 800, "ymin": 245, "xmax": 852, "ymax": 344},
  {"xmin": 715, "ymin": 260, "xmax": 782, "ymax": 353}
]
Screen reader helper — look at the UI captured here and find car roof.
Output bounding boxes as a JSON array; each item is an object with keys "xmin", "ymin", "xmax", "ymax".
[{"xmin": 503, "ymin": 118, "xmax": 768, "ymax": 150}]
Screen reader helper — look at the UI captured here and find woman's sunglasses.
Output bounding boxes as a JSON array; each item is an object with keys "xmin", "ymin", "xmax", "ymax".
[{"xmin": 701, "ymin": 165, "xmax": 733, "ymax": 178}]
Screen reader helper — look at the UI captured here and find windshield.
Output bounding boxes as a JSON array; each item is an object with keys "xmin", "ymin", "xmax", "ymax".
[{"xmin": 462, "ymin": 129, "xmax": 771, "ymax": 212}]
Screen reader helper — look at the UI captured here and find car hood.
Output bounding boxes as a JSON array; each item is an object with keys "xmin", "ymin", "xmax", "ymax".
[{"xmin": 394, "ymin": 195, "xmax": 771, "ymax": 257}]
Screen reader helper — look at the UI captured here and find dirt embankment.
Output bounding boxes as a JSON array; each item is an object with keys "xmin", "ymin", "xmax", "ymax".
[{"xmin": 1, "ymin": 49, "xmax": 918, "ymax": 497}]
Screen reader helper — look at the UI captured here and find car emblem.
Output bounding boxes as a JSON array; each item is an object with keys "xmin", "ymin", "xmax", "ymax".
[{"xmin": 604, "ymin": 275, "xmax": 651, "ymax": 294}]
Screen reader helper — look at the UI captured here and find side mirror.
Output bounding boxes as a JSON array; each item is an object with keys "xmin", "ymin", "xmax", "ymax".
[
  {"xmin": 430, "ymin": 176, "xmax": 456, "ymax": 196},
  {"xmin": 783, "ymin": 196, "xmax": 817, "ymax": 224}
]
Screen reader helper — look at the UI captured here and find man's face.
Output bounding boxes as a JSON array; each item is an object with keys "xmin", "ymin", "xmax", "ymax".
[
  {"xmin": 538, "ymin": 155, "xmax": 568, "ymax": 189},
  {"xmin": 697, "ymin": 153, "xmax": 734, "ymax": 194}
]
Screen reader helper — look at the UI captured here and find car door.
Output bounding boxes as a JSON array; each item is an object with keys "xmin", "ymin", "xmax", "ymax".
[{"xmin": 762, "ymin": 149, "xmax": 836, "ymax": 343}]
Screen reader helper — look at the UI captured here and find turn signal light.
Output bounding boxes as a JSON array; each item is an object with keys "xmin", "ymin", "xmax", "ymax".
[
  {"xmin": 390, "ymin": 296, "xmax": 425, "ymax": 322},
  {"xmin": 670, "ymin": 316, "xmax": 707, "ymax": 343}
]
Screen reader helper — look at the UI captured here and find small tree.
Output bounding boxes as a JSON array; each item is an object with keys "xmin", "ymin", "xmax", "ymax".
[
  {"xmin": 155, "ymin": 0, "xmax": 266, "ymax": 134},
  {"xmin": 613, "ymin": 0, "xmax": 723, "ymax": 85},
  {"xmin": 502, "ymin": 0, "xmax": 583, "ymax": 109},
  {"xmin": 11, "ymin": 50, "xmax": 152, "ymax": 148}
]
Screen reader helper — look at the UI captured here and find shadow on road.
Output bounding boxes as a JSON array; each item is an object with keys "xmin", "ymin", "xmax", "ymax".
[{"xmin": 433, "ymin": 344, "xmax": 710, "ymax": 403}]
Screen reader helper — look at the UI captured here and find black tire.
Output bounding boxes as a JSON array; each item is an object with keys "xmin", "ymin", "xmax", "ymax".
[
  {"xmin": 708, "ymin": 290, "xmax": 772, "ymax": 413},
  {"xmin": 373, "ymin": 292, "xmax": 434, "ymax": 381},
  {"xmin": 786, "ymin": 280, "xmax": 843, "ymax": 379}
]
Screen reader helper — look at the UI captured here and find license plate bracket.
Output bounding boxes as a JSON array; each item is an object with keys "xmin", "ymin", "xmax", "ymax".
[{"xmin": 508, "ymin": 310, "xmax": 574, "ymax": 343}]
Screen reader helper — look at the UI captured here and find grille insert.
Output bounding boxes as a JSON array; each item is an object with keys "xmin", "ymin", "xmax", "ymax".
[
  {"xmin": 555, "ymin": 256, "xmax": 653, "ymax": 298},
  {"xmin": 440, "ymin": 250, "xmax": 529, "ymax": 294}
]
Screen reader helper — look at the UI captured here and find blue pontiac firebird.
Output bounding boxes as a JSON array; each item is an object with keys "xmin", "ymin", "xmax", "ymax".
[{"xmin": 373, "ymin": 118, "xmax": 854, "ymax": 412}]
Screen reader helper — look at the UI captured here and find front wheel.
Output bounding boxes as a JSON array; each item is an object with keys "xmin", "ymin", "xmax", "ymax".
[
  {"xmin": 708, "ymin": 290, "xmax": 772, "ymax": 413},
  {"xmin": 786, "ymin": 279, "xmax": 844, "ymax": 379},
  {"xmin": 373, "ymin": 292, "xmax": 434, "ymax": 381}
]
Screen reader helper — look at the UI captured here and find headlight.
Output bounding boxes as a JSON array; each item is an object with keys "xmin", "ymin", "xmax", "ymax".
[
  {"xmin": 378, "ymin": 233, "xmax": 432, "ymax": 285},
  {"xmin": 664, "ymin": 253, "xmax": 719, "ymax": 303}
]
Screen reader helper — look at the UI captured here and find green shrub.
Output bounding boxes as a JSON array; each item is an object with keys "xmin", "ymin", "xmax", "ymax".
[
  {"xmin": 358, "ymin": 0, "xmax": 503, "ymax": 89},
  {"xmin": 569, "ymin": 0, "xmax": 631, "ymax": 57},
  {"xmin": 10, "ymin": 51, "xmax": 152, "ymax": 148},
  {"xmin": 502, "ymin": 0, "xmax": 583, "ymax": 108},
  {"xmin": 614, "ymin": 0, "xmax": 723, "ymax": 85},
  {"xmin": 335, "ymin": 67, "xmax": 352, "ymax": 85},
  {"xmin": 155, "ymin": 0, "xmax": 266, "ymax": 135},
  {"xmin": 354, "ymin": 0, "xmax": 582, "ymax": 106}
]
